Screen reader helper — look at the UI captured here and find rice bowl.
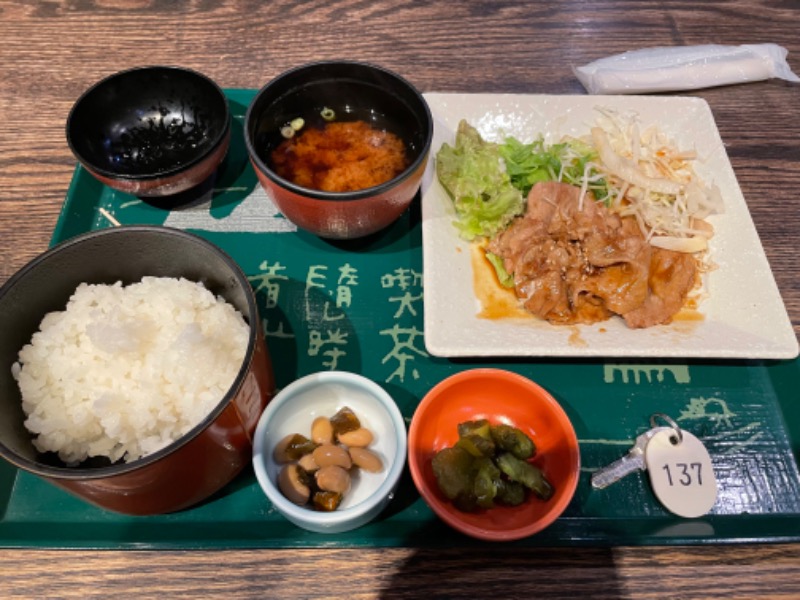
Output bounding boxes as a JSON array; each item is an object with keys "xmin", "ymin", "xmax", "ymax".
[
  {"xmin": 0, "ymin": 226, "xmax": 275, "ymax": 515},
  {"xmin": 14, "ymin": 277, "xmax": 250, "ymax": 465}
]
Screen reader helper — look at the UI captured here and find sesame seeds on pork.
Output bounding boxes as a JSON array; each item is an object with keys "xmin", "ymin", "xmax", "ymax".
[{"xmin": 487, "ymin": 181, "xmax": 697, "ymax": 328}]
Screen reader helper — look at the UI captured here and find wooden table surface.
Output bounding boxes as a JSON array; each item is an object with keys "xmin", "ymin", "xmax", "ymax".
[{"xmin": 1, "ymin": 0, "xmax": 798, "ymax": 597}]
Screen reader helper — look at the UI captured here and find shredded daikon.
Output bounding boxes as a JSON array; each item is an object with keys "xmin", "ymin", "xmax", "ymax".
[{"xmin": 572, "ymin": 109, "xmax": 724, "ymax": 254}]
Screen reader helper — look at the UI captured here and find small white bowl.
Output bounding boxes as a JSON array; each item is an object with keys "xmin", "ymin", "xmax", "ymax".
[{"xmin": 252, "ymin": 371, "xmax": 407, "ymax": 533}]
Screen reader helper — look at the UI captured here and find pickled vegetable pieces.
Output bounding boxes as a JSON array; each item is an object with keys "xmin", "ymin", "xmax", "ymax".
[{"xmin": 431, "ymin": 419, "xmax": 553, "ymax": 512}]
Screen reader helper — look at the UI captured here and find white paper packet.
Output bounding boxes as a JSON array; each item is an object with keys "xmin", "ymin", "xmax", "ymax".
[{"xmin": 574, "ymin": 43, "xmax": 800, "ymax": 94}]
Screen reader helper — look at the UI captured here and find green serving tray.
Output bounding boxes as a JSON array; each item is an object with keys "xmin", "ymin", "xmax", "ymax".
[{"xmin": 1, "ymin": 89, "xmax": 798, "ymax": 549}]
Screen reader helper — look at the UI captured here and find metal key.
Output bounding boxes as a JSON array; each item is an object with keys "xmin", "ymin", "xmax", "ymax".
[{"xmin": 591, "ymin": 427, "xmax": 669, "ymax": 489}]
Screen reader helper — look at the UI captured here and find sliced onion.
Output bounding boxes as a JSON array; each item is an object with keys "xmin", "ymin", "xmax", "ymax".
[{"xmin": 649, "ymin": 235, "xmax": 708, "ymax": 253}]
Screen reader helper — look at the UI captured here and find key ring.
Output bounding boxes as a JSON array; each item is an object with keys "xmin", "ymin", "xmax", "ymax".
[{"xmin": 649, "ymin": 413, "xmax": 683, "ymax": 446}]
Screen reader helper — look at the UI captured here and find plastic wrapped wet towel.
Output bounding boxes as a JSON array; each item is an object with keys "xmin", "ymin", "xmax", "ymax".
[{"xmin": 574, "ymin": 44, "xmax": 800, "ymax": 94}]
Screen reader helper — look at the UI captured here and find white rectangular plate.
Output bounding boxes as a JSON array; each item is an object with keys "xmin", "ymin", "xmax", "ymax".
[{"xmin": 421, "ymin": 93, "xmax": 799, "ymax": 359}]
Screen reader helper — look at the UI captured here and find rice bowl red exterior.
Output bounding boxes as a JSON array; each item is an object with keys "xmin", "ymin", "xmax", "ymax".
[{"xmin": 0, "ymin": 226, "xmax": 275, "ymax": 515}]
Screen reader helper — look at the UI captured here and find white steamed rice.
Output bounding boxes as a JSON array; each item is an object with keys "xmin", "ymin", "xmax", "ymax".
[{"xmin": 11, "ymin": 276, "xmax": 250, "ymax": 465}]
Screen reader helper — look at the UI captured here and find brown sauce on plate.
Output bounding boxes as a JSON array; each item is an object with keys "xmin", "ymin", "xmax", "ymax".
[{"xmin": 471, "ymin": 243, "xmax": 531, "ymax": 320}]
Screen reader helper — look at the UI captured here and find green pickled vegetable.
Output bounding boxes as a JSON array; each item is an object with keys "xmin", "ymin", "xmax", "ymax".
[
  {"xmin": 452, "ymin": 489, "xmax": 479, "ymax": 512},
  {"xmin": 431, "ymin": 446, "xmax": 475, "ymax": 501},
  {"xmin": 496, "ymin": 452, "xmax": 554, "ymax": 500},
  {"xmin": 490, "ymin": 424, "xmax": 536, "ymax": 459},
  {"xmin": 472, "ymin": 457, "xmax": 501, "ymax": 509},
  {"xmin": 457, "ymin": 419, "xmax": 492, "ymax": 440},
  {"xmin": 431, "ymin": 419, "xmax": 554, "ymax": 513},
  {"xmin": 455, "ymin": 433, "xmax": 496, "ymax": 458},
  {"xmin": 496, "ymin": 479, "xmax": 527, "ymax": 506}
]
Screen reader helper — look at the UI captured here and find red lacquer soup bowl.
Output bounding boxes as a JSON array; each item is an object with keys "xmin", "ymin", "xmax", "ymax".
[{"xmin": 245, "ymin": 60, "xmax": 433, "ymax": 239}]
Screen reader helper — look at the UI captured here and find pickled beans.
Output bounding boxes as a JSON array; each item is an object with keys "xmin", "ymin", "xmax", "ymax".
[{"xmin": 274, "ymin": 406, "xmax": 384, "ymax": 512}]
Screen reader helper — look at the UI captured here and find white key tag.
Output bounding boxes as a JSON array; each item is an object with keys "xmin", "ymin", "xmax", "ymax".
[{"xmin": 644, "ymin": 413, "xmax": 717, "ymax": 518}]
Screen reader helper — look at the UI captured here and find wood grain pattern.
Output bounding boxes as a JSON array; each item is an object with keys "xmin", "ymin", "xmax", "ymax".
[
  {"xmin": 0, "ymin": 0, "xmax": 798, "ymax": 596},
  {"xmin": 1, "ymin": 545, "xmax": 800, "ymax": 598}
]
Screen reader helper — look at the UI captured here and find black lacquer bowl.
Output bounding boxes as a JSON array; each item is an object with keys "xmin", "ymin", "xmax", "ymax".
[{"xmin": 66, "ymin": 66, "xmax": 230, "ymax": 197}]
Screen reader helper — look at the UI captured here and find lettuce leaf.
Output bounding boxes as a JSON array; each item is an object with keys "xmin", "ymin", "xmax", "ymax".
[
  {"xmin": 485, "ymin": 252, "xmax": 514, "ymax": 288},
  {"xmin": 436, "ymin": 121, "xmax": 524, "ymax": 241}
]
